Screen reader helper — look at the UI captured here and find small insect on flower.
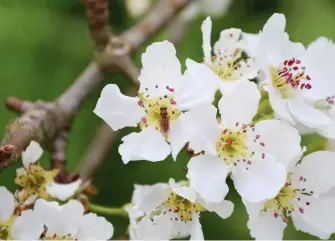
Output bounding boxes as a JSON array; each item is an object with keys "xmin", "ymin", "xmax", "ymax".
[{"xmin": 159, "ymin": 106, "xmax": 170, "ymax": 135}]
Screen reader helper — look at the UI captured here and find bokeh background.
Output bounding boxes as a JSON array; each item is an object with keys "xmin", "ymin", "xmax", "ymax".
[{"xmin": 0, "ymin": 0, "xmax": 334, "ymax": 239}]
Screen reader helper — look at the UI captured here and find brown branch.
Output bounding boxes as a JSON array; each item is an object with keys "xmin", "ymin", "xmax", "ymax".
[{"xmin": 0, "ymin": 0, "xmax": 191, "ymax": 177}]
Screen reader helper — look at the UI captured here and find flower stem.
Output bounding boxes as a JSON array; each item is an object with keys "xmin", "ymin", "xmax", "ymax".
[{"xmin": 88, "ymin": 203, "xmax": 128, "ymax": 217}]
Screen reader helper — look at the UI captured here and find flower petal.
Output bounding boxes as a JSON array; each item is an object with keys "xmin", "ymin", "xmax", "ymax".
[
  {"xmin": 175, "ymin": 59, "xmax": 219, "ymax": 110},
  {"xmin": 94, "ymin": 84, "xmax": 143, "ymax": 131},
  {"xmin": 139, "ymin": 41, "xmax": 181, "ymax": 95},
  {"xmin": 134, "ymin": 183, "xmax": 170, "ymax": 213},
  {"xmin": 187, "ymin": 155, "xmax": 229, "ymax": 203},
  {"xmin": 46, "ymin": 179, "xmax": 82, "ymax": 201},
  {"xmin": 317, "ymin": 121, "xmax": 335, "ymax": 139},
  {"xmin": 13, "ymin": 210, "xmax": 44, "ymax": 240},
  {"xmin": 251, "ymin": 120, "xmax": 302, "ymax": 168},
  {"xmin": 119, "ymin": 127, "xmax": 171, "ymax": 164},
  {"xmin": 288, "ymin": 97, "xmax": 332, "ymax": 128},
  {"xmin": 244, "ymin": 200, "xmax": 287, "ymax": 240},
  {"xmin": 179, "ymin": 103, "xmax": 220, "ymax": 155},
  {"xmin": 22, "ymin": 141, "xmax": 43, "ymax": 168},
  {"xmin": 169, "ymin": 178, "xmax": 197, "ymax": 203},
  {"xmin": 168, "ymin": 118, "xmax": 187, "ymax": 161},
  {"xmin": 190, "ymin": 214, "xmax": 204, "ymax": 240},
  {"xmin": 201, "ymin": 17, "xmax": 212, "ymax": 65},
  {"xmin": 242, "ymin": 32, "xmax": 260, "ymax": 58},
  {"xmin": 292, "ymin": 212, "xmax": 332, "ymax": 240},
  {"xmin": 77, "ymin": 213, "xmax": 114, "ymax": 240},
  {"xmin": 203, "ymin": 200, "xmax": 234, "ymax": 219},
  {"xmin": 232, "ymin": 153, "xmax": 286, "ymax": 203},
  {"xmin": 301, "ymin": 37, "xmax": 335, "ymax": 100},
  {"xmin": 292, "ymin": 151, "xmax": 335, "ymax": 194},
  {"xmin": 136, "ymin": 214, "xmax": 174, "ymax": 240},
  {"xmin": 265, "ymin": 84, "xmax": 294, "ymax": 124},
  {"xmin": 219, "ymin": 81, "xmax": 260, "ymax": 128},
  {"xmin": 0, "ymin": 186, "xmax": 15, "ymax": 220}
]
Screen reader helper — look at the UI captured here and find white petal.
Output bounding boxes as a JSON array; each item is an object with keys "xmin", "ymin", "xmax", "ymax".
[
  {"xmin": 94, "ymin": 84, "xmax": 143, "ymax": 131},
  {"xmin": 244, "ymin": 200, "xmax": 287, "ymax": 240},
  {"xmin": 232, "ymin": 154, "xmax": 286, "ymax": 203},
  {"xmin": 169, "ymin": 178, "xmax": 197, "ymax": 203},
  {"xmin": 243, "ymin": 32, "xmax": 260, "ymax": 57},
  {"xmin": 200, "ymin": 0, "xmax": 232, "ymax": 17},
  {"xmin": 292, "ymin": 212, "xmax": 332, "ymax": 240},
  {"xmin": 219, "ymin": 81, "xmax": 260, "ymax": 128},
  {"xmin": 136, "ymin": 214, "xmax": 174, "ymax": 240},
  {"xmin": 201, "ymin": 17, "xmax": 212, "ymax": 65},
  {"xmin": 266, "ymin": 84, "xmax": 294, "ymax": 124},
  {"xmin": 46, "ymin": 179, "xmax": 82, "ymax": 201},
  {"xmin": 203, "ymin": 200, "xmax": 234, "ymax": 219},
  {"xmin": 252, "ymin": 120, "xmax": 302, "ymax": 168},
  {"xmin": 292, "ymin": 151, "xmax": 335, "ymax": 194},
  {"xmin": 298, "ymin": 195, "xmax": 335, "ymax": 234},
  {"xmin": 301, "ymin": 37, "xmax": 335, "ymax": 100},
  {"xmin": 190, "ymin": 214, "xmax": 204, "ymax": 240},
  {"xmin": 288, "ymin": 97, "xmax": 332, "ymax": 128},
  {"xmin": 317, "ymin": 121, "xmax": 335, "ymax": 139},
  {"xmin": 0, "ymin": 186, "xmax": 15, "ymax": 220},
  {"xmin": 119, "ymin": 127, "xmax": 171, "ymax": 164},
  {"xmin": 134, "ymin": 183, "xmax": 170, "ymax": 213},
  {"xmin": 179, "ymin": 103, "xmax": 220, "ymax": 155},
  {"xmin": 139, "ymin": 41, "xmax": 181, "ymax": 95},
  {"xmin": 175, "ymin": 59, "xmax": 219, "ymax": 110},
  {"xmin": 13, "ymin": 210, "xmax": 44, "ymax": 240},
  {"xmin": 77, "ymin": 213, "xmax": 114, "ymax": 240},
  {"xmin": 187, "ymin": 155, "xmax": 230, "ymax": 203},
  {"xmin": 168, "ymin": 118, "xmax": 186, "ymax": 161},
  {"xmin": 22, "ymin": 141, "xmax": 43, "ymax": 168}
]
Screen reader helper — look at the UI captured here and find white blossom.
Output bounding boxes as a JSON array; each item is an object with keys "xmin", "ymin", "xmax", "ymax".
[
  {"xmin": 0, "ymin": 186, "xmax": 44, "ymax": 240},
  {"xmin": 181, "ymin": 0, "xmax": 232, "ymax": 20},
  {"xmin": 34, "ymin": 199, "xmax": 114, "ymax": 240},
  {"xmin": 126, "ymin": 179, "xmax": 234, "ymax": 240},
  {"xmin": 46, "ymin": 178, "xmax": 82, "ymax": 201},
  {"xmin": 125, "ymin": 0, "xmax": 151, "ymax": 18},
  {"xmin": 183, "ymin": 81, "xmax": 303, "ymax": 203},
  {"xmin": 252, "ymin": 13, "xmax": 335, "ymax": 128},
  {"xmin": 245, "ymin": 151, "xmax": 335, "ymax": 240},
  {"xmin": 197, "ymin": 17, "xmax": 259, "ymax": 94},
  {"xmin": 94, "ymin": 41, "xmax": 217, "ymax": 163}
]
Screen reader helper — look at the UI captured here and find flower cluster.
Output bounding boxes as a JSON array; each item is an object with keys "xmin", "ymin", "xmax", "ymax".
[
  {"xmin": 0, "ymin": 141, "xmax": 114, "ymax": 240},
  {"xmin": 94, "ymin": 13, "xmax": 335, "ymax": 240}
]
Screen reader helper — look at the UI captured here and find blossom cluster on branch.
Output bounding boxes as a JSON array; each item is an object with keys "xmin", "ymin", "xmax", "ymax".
[
  {"xmin": 93, "ymin": 13, "xmax": 335, "ymax": 240},
  {"xmin": 1, "ymin": 12, "xmax": 335, "ymax": 240}
]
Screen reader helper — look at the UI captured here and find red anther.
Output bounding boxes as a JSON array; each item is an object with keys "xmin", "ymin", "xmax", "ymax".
[
  {"xmin": 141, "ymin": 117, "xmax": 147, "ymax": 124},
  {"xmin": 223, "ymin": 129, "xmax": 228, "ymax": 134},
  {"xmin": 306, "ymin": 75, "xmax": 311, "ymax": 80},
  {"xmin": 174, "ymin": 208, "xmax": 180, "ymax": 212},
  {"xmin": 137, "ymin": 100, "xmax": 144, "ymax": 107},
  {"xmin": 255, "ymin": 134, "xmax": 260, "ymax": 139},
  {"xmin": 296, "ymin": 59, "xmax": 301, "ymax": 64},
  {"xmin": 293, "ymin": 66, "xmax": 298, "ymax": 70},
  {"xmin": 250, "ymin": 124, "xmax": 255, "ymax": 128},
  {"xmin": 305, "ymin": 83, "xmax": 312, "ymax": 89},
  {"xmin": 299, "ymin": 176, "xmax": 303, "ymax": 181},
  {"xmin": 225, "ymin": 140, "xmax": 233, "ymax": 145},
  {"xmin": 261, "ymin": 153, "xmax": 265, "ymax": 159},
  {"xmin": 284, "ymin": 60, "xmax": 288, "ymax": 65},
  {"xmin": 299, "ymin": 208, "xmax": 304, "ymax": 214},
  {"xmin": 170, "ymin": 100, "xmax": 176, "ymax": 105},
  {"xmin": 260, "ymin": 142, "xmax": 265, "ymax": 147},
  {"xmin": 283, "ymin": 218, "xmax": 289, "ymax": 223},
  {"xmin": 285, "ymin": 182, "xmax": 289, "ymax": 187},
  {"xmin": 288, "ymin": 59, "xmax": 295, "ymax": 66},
  {"xmin": 236, "ymin": 122, "xmax": 239, "ymax": 127},
  {"xmin": 242, "ymin": 124, "xmax": 247, "ymax": 129},
  {"xmin": 247, "ymin": 160, "xmax": 252, "ymax": 165},
  {"xmin": 274, "ymin": 212, "xmax": 279, "ymax": 218},
  {"xmin": 306, "ymin": 202, "xmax": 310, "ymax": 206},
  {"xmin": 300, "ymin": 83, "xmax": 305, "ymax": 89},
  {"xmin": 168, "ymin": 88, "xmax": 175, "ymax": 92}
]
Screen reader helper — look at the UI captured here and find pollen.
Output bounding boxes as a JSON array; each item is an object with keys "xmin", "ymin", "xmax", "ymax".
[
  {"xmin": 137, "ymin": 92, "xmax": 180, "ymax": 136},
  {"xmin": 164, "ymin": 192, "xmax": 204, "ymax": 222},
  {"xmin": 271, "ymin": 58, "xmax": 312, "ymax": 99},
  {"xmin": 15, "ymin": 164, "xmax": 58, "ymax": 201}
]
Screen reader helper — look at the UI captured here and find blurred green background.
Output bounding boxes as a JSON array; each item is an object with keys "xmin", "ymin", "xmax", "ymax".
[{"xmin": 0, "ymin": 0, "xmax": 334, "ymax": 239}]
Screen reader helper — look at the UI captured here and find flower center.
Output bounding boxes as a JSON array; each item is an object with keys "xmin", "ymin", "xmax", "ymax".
[
  {"xmin": 271, "ymin": 58, "xmax": 312, "ymax": 99},
  {"xmin": 208, "ymin": 48, "xmax": 255, "ymax": 82},
  {"xmin": 164, "ymin": 192, "xmax": 204, "ymax": 222},
  {"xmin": 262, "ymin": 174, "xmax": 314, "ymax": 222},
  {"xmin": 138, "ymin": 86, "xmax": 180, "ymax": 136},
  {"xmin": 0, "ymin": 216, "xmax": 15, "ymax": 240},
  {"xmin": 15, "ymin": 164, "xmax": 58, "ymax": 200}
]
